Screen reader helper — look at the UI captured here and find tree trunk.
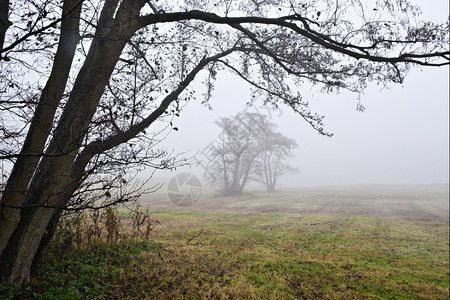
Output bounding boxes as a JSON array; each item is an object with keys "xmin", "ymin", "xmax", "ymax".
[
  {"xmin": 0, "ymin": 0, "xmax": 144, "ymax": 284},
  {"xmin": 0, "ymin": 0, "xmax": 10, "ymax": 52},
  {"xmin": 0, "ymin": 0, "xmax": 81, "ymax": 257},
  {"xmin": 30, "ymin": 209, "xmax": 63, "ymax": 276},
  {"xmin": 0, "ymin": 206, "xmax": 58, "ymax": 283}
]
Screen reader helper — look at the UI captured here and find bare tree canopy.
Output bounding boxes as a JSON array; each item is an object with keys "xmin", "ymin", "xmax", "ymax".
[
  {"xmin": 206, "ymin": 112, "xmax": 298, "ymax": 195},
  {"xmin": 253, "ymin": 124, "xmax": 299, "ymax": 192},
  {"xmin": 206, "ymin": 113, "xmax": 267, "ymax": 196},
  {"xmin": 0, "ymin": 0, "xmax": 448, "ymax": 284}
]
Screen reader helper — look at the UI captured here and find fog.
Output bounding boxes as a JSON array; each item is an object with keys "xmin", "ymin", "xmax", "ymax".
[
  {"xmin": 152, "ymin": 67, "xmax": 448, "ymax": 187},
  {"xmin": 145, "ymin": 1, "xmax": 449, "ymax": 188}
]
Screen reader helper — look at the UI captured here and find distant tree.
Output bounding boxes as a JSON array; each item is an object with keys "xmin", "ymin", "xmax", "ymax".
[
  {"xmin": 206, "ymin": 113, "xmax": 298, "ymax": 194},
  {"xmin": 254, "ymin": 129, "xmax": 298, "ymax": 192},
  {"xmin": 206, "ymin": 113, "xmax": 266, "ymax": 196},
  {"xmin": 0, "ymin": 0, "xmax": 448, "ymax": 284}
]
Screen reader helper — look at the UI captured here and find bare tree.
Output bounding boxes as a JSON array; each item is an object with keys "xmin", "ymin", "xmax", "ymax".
[
  {"xmin": 207, "ymin": 113, "xmax": 298, "ymax": 194},
  {"xmin": 254, "ymin": 127, "xmax": 298, "ymax": 192},
  {"xmin": 206, "ymin": 112, "xmax": 266, "ymax": 196},
  {"xmin": 0, "ymin": 0, "xmax": 448, "ymax": 284}
]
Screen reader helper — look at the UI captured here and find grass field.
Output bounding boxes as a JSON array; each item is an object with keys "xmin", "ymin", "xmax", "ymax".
[{"xmin": 1, "ymin": 184, "xmax": 448, "ymax": 299}]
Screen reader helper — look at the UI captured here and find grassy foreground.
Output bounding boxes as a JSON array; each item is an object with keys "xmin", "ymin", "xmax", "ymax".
[{"xmin": 1, "ymin": 186, "xmax": 449, "ymax": 299}]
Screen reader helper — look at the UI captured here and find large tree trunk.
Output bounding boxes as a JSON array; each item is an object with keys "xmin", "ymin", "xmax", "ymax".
[
  {"xmin": 0, "ymin": 0, "xmax": 144, "ymax": 284},
  {"xmin": 1, "ymin": 0, "xmax": 231, "ymax": 283},
  {"xmin": 0, "ymin": 0, "xmax": 81, "ymax": 257},
  {"xmin": 0, "ymin": 0, "xmax": 10, "ymax": 52}
]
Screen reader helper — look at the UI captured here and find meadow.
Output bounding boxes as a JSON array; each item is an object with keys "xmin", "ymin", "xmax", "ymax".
[{"xmin": 1, "ymin": 184, "xmax": 448, "ymax": 299}]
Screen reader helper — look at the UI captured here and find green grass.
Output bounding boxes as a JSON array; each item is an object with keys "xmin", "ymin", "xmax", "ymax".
[
  {"xmin": 1, "ymin": 186, "xmax": 448, "ymax": 299},
  {"xmin": 146, "ymin": 210, "xmax": 448, "ymax": 299}
]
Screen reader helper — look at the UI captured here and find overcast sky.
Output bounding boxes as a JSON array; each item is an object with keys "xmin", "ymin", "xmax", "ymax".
[{"xmin": 149, "ymin": 0, "xmax": 449, "ymax": 187}]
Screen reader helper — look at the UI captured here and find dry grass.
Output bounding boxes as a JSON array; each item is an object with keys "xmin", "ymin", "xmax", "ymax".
[{"xmin": 1, "ymin": 185, "xmax": 448, "ymax": 299}]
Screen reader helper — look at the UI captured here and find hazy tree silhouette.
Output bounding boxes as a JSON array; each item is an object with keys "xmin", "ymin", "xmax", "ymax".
[
  {"xmin": 206, "ymin": 112, "xmax": 298, "ymax": 194},
  {"xmin": 254, "ymin": 127, "xmax": 298, "ymax": 192},
  {"xmin": 206, "ymin": 113, "xmax": 266, "ymax": 196}
]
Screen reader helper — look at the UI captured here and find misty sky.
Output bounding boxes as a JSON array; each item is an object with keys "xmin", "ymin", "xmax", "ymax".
[{"xmin": 149, "ymin": 1, "xmax": 449, "ymax": 187}]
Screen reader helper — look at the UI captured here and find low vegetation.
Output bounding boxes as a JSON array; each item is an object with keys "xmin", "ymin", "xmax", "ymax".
[{"xmin": 1, "ymin": 186, "xmax": 448, "ymax": 299}]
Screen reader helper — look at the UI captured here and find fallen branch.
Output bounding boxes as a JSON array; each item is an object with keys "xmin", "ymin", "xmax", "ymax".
[{"xmin": 186, "ymin": 230, "xmax": 204, "ymax": 245}]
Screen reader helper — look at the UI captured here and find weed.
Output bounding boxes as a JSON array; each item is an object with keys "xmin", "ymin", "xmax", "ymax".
[{"xmin": 103, "ymin": 207, "xmax": 120, "ymax": 244}]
